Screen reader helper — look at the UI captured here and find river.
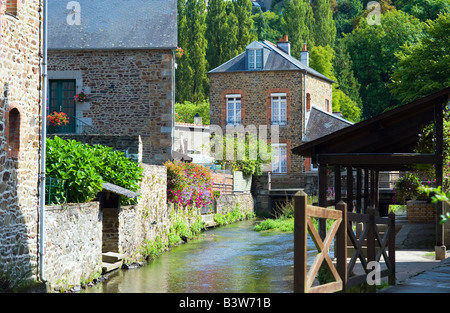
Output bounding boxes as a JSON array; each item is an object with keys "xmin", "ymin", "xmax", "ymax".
[{"xmin": 82, "ymin": 219, "xmax": 322, "ymax": 293}]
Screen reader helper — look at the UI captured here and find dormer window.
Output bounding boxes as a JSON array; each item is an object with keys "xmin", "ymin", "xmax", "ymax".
[{"xmin": 248, "ymin": 49, "xmax": 262, "ymax": 70}]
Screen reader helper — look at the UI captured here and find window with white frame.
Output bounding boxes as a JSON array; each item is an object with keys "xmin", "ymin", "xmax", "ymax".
[
  {"xmin": 248, "ymin": 49, "xmax": 263, "ymax": 70},
  {"xmin": 226, "ymin": 94, "xmax": 242, "ymax": 125},
  {"xmin": 271, "ymin": 93, "xmax": 287, "ymax": 125},
  {"xmin": 272, "ymin": 143, "xmax": 287, "ymax": 174}
]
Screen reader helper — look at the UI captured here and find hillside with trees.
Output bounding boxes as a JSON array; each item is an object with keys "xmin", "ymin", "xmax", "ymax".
[{"xmin": 176, "ymin": 0, "xmax": 450, "ymax": 123}]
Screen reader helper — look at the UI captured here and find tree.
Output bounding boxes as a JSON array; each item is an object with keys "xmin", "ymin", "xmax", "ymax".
[
  {"xmin": 281, "ymin": 0, "xmax": 315, "ymax": 59},
  {"xmin": 311, "ymin": 0, "xmax": 337, "ymax": 47},
  {"xmin": 233, "ymin": 0, "xmax": 257, "ymax": 53},
  {"xmin": 309, "ymin": 45, "xmax": 361, "ymax": 121},
  {"xmin": 394, "ymin": 0, "xmax": 450, "ymax": 21},
  {"xmin": 176, "ymin": 0, "xmax": 209, "ymax": 103},
  {"xmin": 342, "ymin": 9, "xmax": 423, "ymax": 119},
  {"xmin": 206, "ymin": 0, "xmax": 229, "ymax": 70},
  {"xmin": 333, "ymin": 0, "xmax": 363, "ymax": 37},
  {"xmin": 175, "ymin": 101, "xmax": 211, "ymax": 124},
  {"xmin": 389, "ymin": 13, "xmax": 450, "ymax": 103}
]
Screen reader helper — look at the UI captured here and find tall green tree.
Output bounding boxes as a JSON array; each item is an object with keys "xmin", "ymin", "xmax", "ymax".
[
  {"xmin": 311, "ymin": 0, "xmax": 337, "ymax": 47},
  {"xmin": 342, "ymin": 9, "xmax": 423, "ymax": 119},
  {"xmin": 333, "ymin": 0, "xmax": 363, "ymax": 37},
  {"xmin": 389, "ymin": 13, "xmax": 450, "ymax": 103},
  {"xmin": 176, "ymin": 0, "xmax": 209, "ymax": 103},
  {"xmin": 309, "ymin": 45, "xmax": 361, "ymax": 122},
  {"xmin": 281, "ymin": 0, "xmax": 315, "ymax": 59},
  {"xmin": 206, "ymin": 0, "xmax": 229, "ymax": 70},
  {"xmin": 233, "ymin": 0, "xmax": 257, "ymax": 53},
  {"xmin": 394, "ymin": 0, "xmax": 450, "ymax": 21}
]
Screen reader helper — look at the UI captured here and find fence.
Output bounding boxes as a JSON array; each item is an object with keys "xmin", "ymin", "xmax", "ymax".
[
  {"xmin": 293, "ymin": 191, "xmax": 395, "ymax": 293},
  {"xmin": 211, "ymin": 170, "xmax": 233, "ymax": 195}
]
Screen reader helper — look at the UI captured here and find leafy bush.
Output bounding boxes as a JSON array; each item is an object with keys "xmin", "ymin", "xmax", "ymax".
[
  {"xmin": 393, "ymin": 172, "xmax": 425, "ymax": 204},
  {"xmin": 46, "ymin": 136, "xmax": 143, "ymax": 204}
]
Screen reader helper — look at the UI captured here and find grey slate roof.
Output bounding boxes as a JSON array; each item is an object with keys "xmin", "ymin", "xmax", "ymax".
[
  {"xmin": 102, "ymin": 183, "xmax": 140, "ymax": 199},
  {"xmin": 208, "ymin": 40, "xmax": 335, "ymax": 83},
  {"xmin": 303, "ymin": 106, "xmax": 353, "ymax": 142},
  {"xmin": 48, "ymin": 0, "xmax": 177, "ymax": 50}
]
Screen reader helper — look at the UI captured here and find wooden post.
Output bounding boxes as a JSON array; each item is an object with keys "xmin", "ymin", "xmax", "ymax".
[
  {"xmin": 356, "ymin": 168, "xmax": 362, "ymax": 214},
  {"xmin": 347, "ymin": 166, "xmax": 353, "ymax": 212},
  {"xmin": 367, "ymin": 208, "xmax": 376, "ymax": 292},
  {"xmin": 364, "ymin": 169, "xmax": 369, "ymax": 214},
  {"xmin": 336, "ymin": 200, "xmax": 348, "ymax": 293},
  {"xmin": 334, "ymin": 165, "xmax": 341, "ymax": 204},
  {"xmin": 435, "ymin": 101, "xmax": 445, "ymax": 259},
  {"xmin": 388, "ymin": 212, "xmax": 396, "ymax": 286},
  {"xmin": 318, "ymin": 163, "xmax": 328, "ymax": 239},
  {"xmin": 294, "ymin": 190, "xmax": 308, "ymax": 293}
]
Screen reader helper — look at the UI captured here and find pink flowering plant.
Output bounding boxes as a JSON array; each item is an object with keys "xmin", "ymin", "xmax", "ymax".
[
  {"xmin": 164, "ymin": 160, "xmax": 218, "ymax": 209},
  {"xmin": 74, "ymin": 90, "xmax": 87, "ymax": 102}
]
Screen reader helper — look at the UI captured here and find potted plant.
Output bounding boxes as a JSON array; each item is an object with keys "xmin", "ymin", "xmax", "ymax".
[{"xmin": 74, "ymin": 90, "xmax": 87, "ymax": 103}]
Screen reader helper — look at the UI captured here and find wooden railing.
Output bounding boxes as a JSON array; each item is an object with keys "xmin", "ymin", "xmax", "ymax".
[{"xmin": 293, "ymin": 191, "xmax": 395, "ymax": 293}]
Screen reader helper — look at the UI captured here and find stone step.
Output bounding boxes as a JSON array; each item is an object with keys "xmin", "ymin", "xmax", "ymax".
[
  {"xmin": 102, "ymin": 261, "xmax": 123, "ymax": 273},
  {"xmin": 102, "ymin": 251, "xmax": 126, "ymax": 263},
  {"xmin": 102, "ymin": 252, "xmax": 126, "ymax": 273}
]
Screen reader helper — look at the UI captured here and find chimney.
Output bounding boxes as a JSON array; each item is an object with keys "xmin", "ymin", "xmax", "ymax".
[
  {"xmin": 277, "ymin": 34, "xmax": 291, "ymax": 56},
  {"xmin": 300, "ymin": 42, "xmax": 309, "ymax": 67}
]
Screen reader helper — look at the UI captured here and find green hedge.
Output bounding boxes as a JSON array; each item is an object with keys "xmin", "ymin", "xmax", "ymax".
[{"xmin": 46, "ymin": 136, "xmax": 143, "ymax": 204}]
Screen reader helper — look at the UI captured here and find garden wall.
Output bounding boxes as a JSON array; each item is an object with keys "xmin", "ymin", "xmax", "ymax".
[{"xmin": 44, "ymin": 202, "xmax": 102, "ymax": 291}]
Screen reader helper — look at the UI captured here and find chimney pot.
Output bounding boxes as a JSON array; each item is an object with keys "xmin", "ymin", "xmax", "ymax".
[
  {"xmin": 300, "ymin": 42, "xmax": 309, "ymax": 67},
  {"xmin": 277, "ymin": 34, "xmax": 291, "ymax": 55}
]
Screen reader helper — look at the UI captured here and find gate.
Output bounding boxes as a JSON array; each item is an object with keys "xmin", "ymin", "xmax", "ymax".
[{"xmin": 293, "ymin": 191, "xmax": 395, "ymax": 293}]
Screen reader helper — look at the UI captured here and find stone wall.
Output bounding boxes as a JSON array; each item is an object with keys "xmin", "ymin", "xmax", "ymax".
[
  {"xmin": 0, "ymin": 0, "xmax": 42, "ymax": 281},
  {"xmin": 44, "ymin": 202, "xmax": 102, "ymax": 291},
  {"xmin": 48, "ymin": 49, "xmax": 174, "ymax": 165},
  {"xmin": 117, "ymin": 164, "xmax": 171, "ymax": 259}
]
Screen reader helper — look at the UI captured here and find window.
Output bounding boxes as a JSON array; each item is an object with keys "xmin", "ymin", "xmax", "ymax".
[
  {"xmin": 49, "ymin": 80, "xmax": 76, "ymax": 133},
  {"xmin": 248, "ymin": 49, "xmax": 262, "ymax": 70},
  {"xmin": 6, "ymin": 0, "xmax": 19, "ymax": 15},
  {"xmin": 325, "ymin": 99, "xmax": 330, "ymax": 112},
  {"xmin": 226, "ymin": 94, "xmax": 241, "ymax": 125},
  {"xmin": 7, "ymin": 108, "xmax": 20, "ymax": 158},
  {"xmin": 306, "ymin": 93, "xmax": 311, "ymax": 111},
  {"xmin": 272, "ymin": 143, "xmax": 287, "ymax": 174},
  {"xmin": 271, "ymin": 93, "xmax": 287, "ymax": 125}
]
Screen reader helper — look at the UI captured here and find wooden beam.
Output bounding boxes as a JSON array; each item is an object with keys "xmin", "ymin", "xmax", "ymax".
[
  {"xmin": 318, "ymin": 163, "xmax": 328, "ymax": 239},
  {"xmin": 317, "ymin": 153, "xmax": 439, "ymax": 166}
]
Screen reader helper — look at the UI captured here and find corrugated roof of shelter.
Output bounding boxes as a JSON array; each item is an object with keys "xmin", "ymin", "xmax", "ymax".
[
  {"xmin": 48, "ymin": 0, "xmax": 177, "ymax": 50},
  {"xmin": 303, "ymin": 107, "xmax": 353, "ymax": 142},
  {"xmin": 102, "ymin": 183, "xmax": 140, "ymax": 199},
  {"xmin": 208, "ymin": 40, "xmax": 335, "ymax": 83}
]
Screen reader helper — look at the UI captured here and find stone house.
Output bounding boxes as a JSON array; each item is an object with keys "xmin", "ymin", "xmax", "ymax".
[
  {"xmin": 208, "ymin": 36, "xmax": 335, "ymax": 213},
  {"xmin": 46, "ymin": 0, "xmax": 177, "ymax": 165},
  {"xmin": 0, "ymin": 0, "xmax": 43, "ymax": 281}
]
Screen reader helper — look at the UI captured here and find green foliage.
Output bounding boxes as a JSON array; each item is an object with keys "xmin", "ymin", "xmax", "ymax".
[
  {"xmin": 281, "ymin": 0, "xmax": 315, "ymax": 59},
  {"xmin": 233, "ymin": 0, "xmax": 257, "ymax": 53},
  {"xmin": 212, "ymin": 132, "xmax": 272, "ymax": 177},
  {"xmin": 46, "ymin": 136, "xmax": 143, "ymax": 204},
  {"xmin": 334, "ymin": 0, "xmax": 364, "ymax": 37},
  {"xmin": 393, "ymin": 172, "xmax": 425, "ymax": 204},
  {"xmin": 140, "ymin": 237, "xmax": 166, "ymax": 260},
  {"xmin": 394, "ymin": 0, "xmax": 450, "ymax": 21},
  {"xmin": 176, "ymin": 0, "xmax": 209, "ymax": 103},
  {"xmin": 309, "ymin": 45, "xmax": 361, "ymax": 121},
  {"xmin": 213, "ymin": 206, "xmax": 247, "ymax": 226},
  {"xmin": 389, "ymin": 13, "xmax": 450, "ymax": 104},
  {"xmin": 175, "ymin": 100, "xmax": 210, "ymax": 124},
  {"xmin": 311, "ymin": 0, "xmax": 337, "ymax": 47},
  {"xmin": 343, "ymin": 9, "xmax": 424, "ymax": 119}
]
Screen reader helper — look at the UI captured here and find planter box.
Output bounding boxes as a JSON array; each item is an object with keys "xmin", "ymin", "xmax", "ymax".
[{"xmin": 406, "ymin": 200, "xmax": 436, "ymax": 224}]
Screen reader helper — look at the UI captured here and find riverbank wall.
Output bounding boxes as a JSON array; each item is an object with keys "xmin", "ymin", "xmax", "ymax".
[{"xmin": 42, "ymin": 164, "xmax": 255, "ymax": 292}]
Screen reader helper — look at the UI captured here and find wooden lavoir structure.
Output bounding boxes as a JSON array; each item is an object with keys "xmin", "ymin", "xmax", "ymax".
[{"xmin": 293, "ymin": 88, "xmax": 450, "ymax": 259}]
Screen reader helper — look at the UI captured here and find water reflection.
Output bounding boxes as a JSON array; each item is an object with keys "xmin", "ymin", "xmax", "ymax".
[{"xmin": 83, "ymin": 219, "xmax": 322, "ymax": 293}]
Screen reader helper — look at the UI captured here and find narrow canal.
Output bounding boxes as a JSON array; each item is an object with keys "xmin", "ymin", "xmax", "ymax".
[{"xmin": 83, "ymin": 219, "xmax": 323, "ymax": 293}]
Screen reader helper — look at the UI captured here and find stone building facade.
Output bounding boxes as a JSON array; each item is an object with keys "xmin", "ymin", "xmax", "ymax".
[
  {"xmin": 47, "ymin": 0, "xmax": 177, "ymax": 165},
  {"xmin": 208, "ymin": 37, "xmax": 334, "ymax": 212},
  {"xmin": 0, "ymin": 0, "xmax": 43, "ymax": 281}
]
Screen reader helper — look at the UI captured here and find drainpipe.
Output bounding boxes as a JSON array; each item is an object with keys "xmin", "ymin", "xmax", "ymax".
[{"xmin": 39, "ymin": 0, "xmax": 48, "ymax": 283}]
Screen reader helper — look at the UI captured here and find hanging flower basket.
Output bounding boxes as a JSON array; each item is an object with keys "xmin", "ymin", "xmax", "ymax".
[
  {"xmin": 175, "ymin": 47, "xmax": 184, "ymax": 58},
  {"xmin": 47, "ymin": 111, "xmax": 69, "ymax": 126},
  {"xmin": 74, "ymin": 90, "xmax": 87, "ymax": 103}
]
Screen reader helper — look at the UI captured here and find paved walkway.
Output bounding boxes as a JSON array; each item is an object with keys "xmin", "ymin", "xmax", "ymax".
[{"xmin": 377, "ymin": 214, "xmax": 450, "ymax": 293}]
